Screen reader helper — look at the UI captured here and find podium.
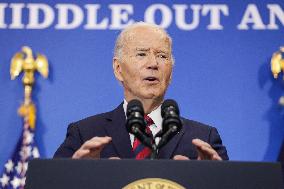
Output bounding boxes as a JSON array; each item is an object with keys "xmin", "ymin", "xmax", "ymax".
[{"xmin": 25, "ymin": 159, "xmax": 283, "ymax": 189}]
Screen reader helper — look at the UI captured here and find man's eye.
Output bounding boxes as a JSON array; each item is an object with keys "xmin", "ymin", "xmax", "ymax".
[
  {"xmin": 157, "ymin": 54, "xmax": 168, "ymax": 59},
  {"xmin": 136, "ymin": 52, "xmax": 146, "ymax": 57}
]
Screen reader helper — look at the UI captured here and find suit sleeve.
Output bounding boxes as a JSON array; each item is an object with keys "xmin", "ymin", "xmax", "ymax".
[
  {"xmin": 209, "ymin": 127, "xmax": 229, "ymax": 160},
  {"xmin": 53, "ymin": 123, "xmax": 83, "ymax": 158}
]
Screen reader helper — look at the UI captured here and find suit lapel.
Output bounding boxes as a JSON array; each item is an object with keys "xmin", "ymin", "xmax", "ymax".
[
  {"xmin": 103, "ymin": 104, "xmax": 186, "ymax": 159},
  {"xmin": 157, "ymin": 119, "xmax": 185, "ymax": 159},
  {"xmin": 104, "ymin": 103, "xmax": 135, "ymax": 158}
]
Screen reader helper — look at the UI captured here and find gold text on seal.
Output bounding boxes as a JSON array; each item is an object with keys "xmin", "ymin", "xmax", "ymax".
[{"xmin": 122, "ymin": 178, "xmax": 186, "ymax": 189}]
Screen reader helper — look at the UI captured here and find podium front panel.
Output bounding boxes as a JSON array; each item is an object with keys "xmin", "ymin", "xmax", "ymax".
[{"xmin": 25, "ymin": 159, "xmax": 283, "ymax": 189}]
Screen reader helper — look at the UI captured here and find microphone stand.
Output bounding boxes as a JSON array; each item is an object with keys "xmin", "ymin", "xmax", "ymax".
[
  {"xmin": 150, "ymin": 144, "xmax": 158, "ymax": 159},
  {"xmin": 132, "ymin": 127, "xmax": 158, "ymax": 159},
  {"xmin": 151, "ymin": 125, "xmax": 179, "ymax": 159}
]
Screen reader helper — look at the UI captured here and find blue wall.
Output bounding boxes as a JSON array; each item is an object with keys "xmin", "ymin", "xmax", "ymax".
[{"xmin": 0, "ymin": 0, "xmax": 284, "ymax": 168}]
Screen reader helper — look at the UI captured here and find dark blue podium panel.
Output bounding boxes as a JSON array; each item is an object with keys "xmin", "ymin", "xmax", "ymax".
[{"xmin": 25, "ymin": 159, "xmax": 283, "ymax": 189}]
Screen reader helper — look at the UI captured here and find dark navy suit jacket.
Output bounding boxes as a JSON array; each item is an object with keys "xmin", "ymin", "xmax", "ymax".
[{"xmin": 54, "ymin": 104, "xmax": 229, "ymax": 160}]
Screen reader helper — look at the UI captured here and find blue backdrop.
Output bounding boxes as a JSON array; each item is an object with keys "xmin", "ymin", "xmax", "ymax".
[{"xmin": 0, "ymin": 0, "xmax": 284, "ymax": 168}]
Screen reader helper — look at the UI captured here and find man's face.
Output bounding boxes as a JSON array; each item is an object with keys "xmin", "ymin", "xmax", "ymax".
[{"xmin": 113, "ymin": 26, "xmax": 173, "ymax": 102}]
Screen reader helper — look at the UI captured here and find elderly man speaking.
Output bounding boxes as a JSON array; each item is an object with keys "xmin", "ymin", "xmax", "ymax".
[{"xmin": 54, "ymin": 22, "xmax": 228, "ymax": 161}]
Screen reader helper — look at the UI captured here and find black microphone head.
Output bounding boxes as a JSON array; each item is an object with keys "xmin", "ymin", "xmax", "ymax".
[
  {"xmin": 161, "ymin": 99, "xmax": 180, "ymax": 118},
  {"xmin": 161, "ymin": 99, "xmax": 182, "ymax": 133},
  {"xmin": 127, "ymin": 99, "xmax": 144, "ymax": 117},
  {"xmin": 158, "ymin": 99, "xmax": 182, "ymax": 149},
  {"xmin": 126, "ymin": 99, "xmax": 145, "ymax": 134}
]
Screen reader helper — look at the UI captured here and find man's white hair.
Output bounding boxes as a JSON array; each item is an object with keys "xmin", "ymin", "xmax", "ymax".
[{"xmin": 114, "ymin": 22, "xmax": 174, "ymax": 64}]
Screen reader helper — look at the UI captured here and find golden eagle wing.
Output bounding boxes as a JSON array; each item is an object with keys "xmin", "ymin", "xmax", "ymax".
[
  {"xmin": 35, "ymin": 54, "xmax": 49, "ymax": 78},
  {"xmin": 10, "ymin": 53, "xmax": 24, "ymax": 80},
  {"xmin": 271, "ymin": 52, "xmax": 282, "ymax": 79}
]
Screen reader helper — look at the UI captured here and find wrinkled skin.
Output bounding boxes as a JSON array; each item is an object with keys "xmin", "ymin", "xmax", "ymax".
[{"xmin": 113, "ymin": 26, "xmax": 173, "ymax": 113}]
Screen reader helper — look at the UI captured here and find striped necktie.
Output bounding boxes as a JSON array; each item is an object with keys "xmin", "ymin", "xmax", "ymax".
[{"xmin": 133, "ymin": 115, "xmax": 154, "ymax": 159}]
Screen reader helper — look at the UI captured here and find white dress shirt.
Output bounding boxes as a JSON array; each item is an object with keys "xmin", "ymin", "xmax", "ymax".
[{"xmin": 123, "ymin": 99, "xmax": 162, "ymax": 147}]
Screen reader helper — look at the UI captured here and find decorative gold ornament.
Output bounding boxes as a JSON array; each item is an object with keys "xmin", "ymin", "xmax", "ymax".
[
  {"xmin": 271, "ymin": 47, "xmax": 284, "ymax": 106},
  {"xmin": 122, "ymin": 178, "xmax": 186, "ymax": 189},
  {"xmin": 271, "ymin": 47, "xmax": 284, "ymax": 79},
  {"xmin": 280, "ymin": 96, "xmax": 284, "ymax": 106},
  {"xmin": 10, "ymin": 46, "xmax": 49, "ymax": 128}
]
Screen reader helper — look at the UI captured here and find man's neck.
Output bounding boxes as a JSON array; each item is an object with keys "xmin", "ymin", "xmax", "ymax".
[
  {"xmin": 125, "ymin": 96, "xmax": 163, "ymax": 114},
  {"xmin": 141, "ymin": 98, "xmax": 162, "ymax": 114}
]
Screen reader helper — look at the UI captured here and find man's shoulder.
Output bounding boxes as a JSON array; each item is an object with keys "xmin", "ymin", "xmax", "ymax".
[
  {"xmin": 72, "ymin": 111, "xmax": 110, "ymax": 126},
  {"xmin": 70, "ymin": 103, "xmax": 124, "ymax": 127},
  {"xmin": 181, "ymin": 117, "xmax": 215, "ymax": 132}
]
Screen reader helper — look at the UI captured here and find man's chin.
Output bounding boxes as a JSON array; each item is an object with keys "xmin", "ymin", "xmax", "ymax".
[{"xmin": 140, "ymin": 93, "xmax": 164, "ymax": 101}]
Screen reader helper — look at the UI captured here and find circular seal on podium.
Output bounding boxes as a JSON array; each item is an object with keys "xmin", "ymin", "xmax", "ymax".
[{"xmin": 123, "ymin": 178, "xmax": 186, "ymax": 189}]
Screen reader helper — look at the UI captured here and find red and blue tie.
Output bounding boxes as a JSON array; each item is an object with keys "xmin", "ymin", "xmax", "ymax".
[{"xmin": 133, "ymin": 115, "xmax": 154, "ymax": 159}]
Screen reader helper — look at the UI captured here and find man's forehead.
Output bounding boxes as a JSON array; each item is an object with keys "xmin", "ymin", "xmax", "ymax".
[
  {"xmin": 126, "ymin": 30, "xmax": 170, "ymax": 47},
  {"xmin": 124, "ymin": 27, "xmax": 170, "ymax": 43},
  {"xmin": 127, "ymin": 26, "xmax": 165, "ymax": 35}
]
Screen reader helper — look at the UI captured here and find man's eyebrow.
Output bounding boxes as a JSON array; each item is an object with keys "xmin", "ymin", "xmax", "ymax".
[
  {"xmin": 135, "ymin": 48, "xmax": 150, "ymax": 51},
  {"xmin": 156, "ymin": 50, "xmax": 169, "ymax": 54}
]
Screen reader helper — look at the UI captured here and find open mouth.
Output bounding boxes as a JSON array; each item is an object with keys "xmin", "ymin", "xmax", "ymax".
[{"xmin": 144, "ymin": 77, "xmax": 159, "ymax": 82}]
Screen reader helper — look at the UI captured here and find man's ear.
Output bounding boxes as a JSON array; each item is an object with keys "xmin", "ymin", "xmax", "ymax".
[
  {"xmin": 113, "ymin": 57, "xmax": 123, "ymax": 82},
  {"xmin": 168, "ymin": 67, "xmax": 173, "ymax": 84}
]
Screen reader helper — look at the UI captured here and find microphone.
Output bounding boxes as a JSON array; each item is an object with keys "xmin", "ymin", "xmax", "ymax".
[
  {"xmin": 126, "ymin": 99, "xmax": 152, "ymax": 148},
  {"xmin": 157, "ymin": 99, "xmax": 182, "ymax": 148}
]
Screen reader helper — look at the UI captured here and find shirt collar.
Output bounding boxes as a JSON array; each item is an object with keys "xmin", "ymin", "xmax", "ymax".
[{"xmin": 123, "ymin": 99, "xmax": 162, "ymax": 130}]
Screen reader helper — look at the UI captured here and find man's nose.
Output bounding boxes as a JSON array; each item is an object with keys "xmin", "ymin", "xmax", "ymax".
[{"xmin": 146, "ymin": 52, "xmax": 158, "ymax": 70}]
